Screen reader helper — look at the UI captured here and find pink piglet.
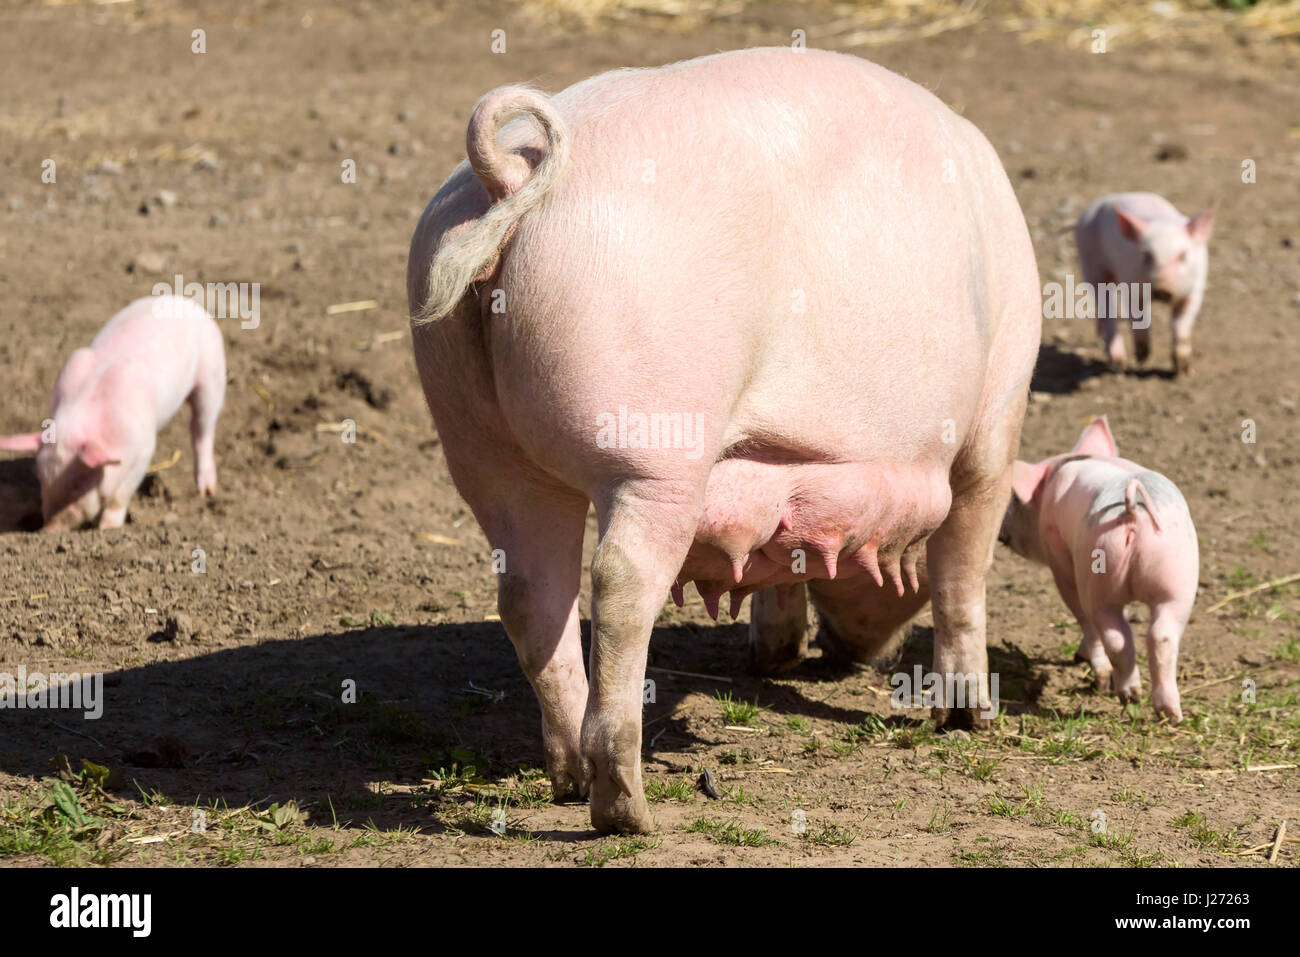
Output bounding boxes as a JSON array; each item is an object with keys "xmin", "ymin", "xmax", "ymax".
[
  {"xmin": 0, "ymin": 295, "xmax": 226, "ymax": 531},
  {"xmin": 999, "ymin": 416, "xmax": 1198, "ymax": 722}
]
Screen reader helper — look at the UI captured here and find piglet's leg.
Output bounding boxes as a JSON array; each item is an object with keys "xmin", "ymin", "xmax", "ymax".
[
  {"xmin": 97, "ymin": 458, "xmax": 151, "ymax": 529},
  {"xmin": 188, "ymin": 383, "xmax": 223, "ymax": 496},
  {"xmin": 1050, "ymin": 563, "xmax": 1110, "ymax": 691},
  {"xmin": 1147, "ymin": 601, "xmax": 1190, "ymax": 724},
  {"xmin": 1170, "ymin": 290, "xmax": 1203, "ymax": 377},
  {"xmin": 1075, "ymin": 626, "xmax": 1112, "ymax": 692},
  {"xmin": 1085, "ymin": 266, "xmax": 1126, "ymax": 369},
  {"xmin": 1093, "ymin": 607, "xmax": 1140, "ymax": 706}
]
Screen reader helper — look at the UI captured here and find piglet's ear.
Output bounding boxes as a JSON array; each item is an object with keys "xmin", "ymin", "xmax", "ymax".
[
  {"xmin": 78, "ymin": 441, "xmax": 121, "ymax": 470},
  {"xmin": 1114, "ymin": 208, "xmax": 1149, "ymax": 242},
  {"xmin": 1010, "ymin": 460, "xmax": 1048, "ymax": 503},
  {"xmin": 1186, "ymin": 202, "xmax": 1218, "ymax": 243},
  {"xmin": 0, "ymin": 433, "xmax": 43, "ymax": 453},
  {"xmin": 1072, "ymin": 415, "xmax": 1118, "ymax": 458}
]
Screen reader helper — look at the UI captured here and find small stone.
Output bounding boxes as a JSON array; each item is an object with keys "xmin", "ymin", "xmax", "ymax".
[{"xmin": 131, "ymin": 250, "xmax": 167, "ymax": 274}]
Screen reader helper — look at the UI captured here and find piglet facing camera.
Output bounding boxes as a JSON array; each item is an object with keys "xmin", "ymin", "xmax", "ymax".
[
  {"xmin": 1000, "ymin": 416, "xmax": 1198, "ymax": 722},
  {"xmin": 0, "ymin": 295, "xmax": 226, "ymax": 530},
  {"xmin": 1073, "ymin": 192, "xmax": 1216, "ymax": 376}
]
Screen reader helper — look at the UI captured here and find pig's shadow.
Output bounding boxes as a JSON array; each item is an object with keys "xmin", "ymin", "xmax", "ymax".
[
  {"xmin": 1, "ymin": 615, "xmax": 1063, "ymax": 840},
  {"xmin": 0, "ymin": 457, "xmax": 42, "ymax": 532},
  {"xmin": 1030, "ymin": 344, "xmax": 1111, "ymax": 394},
  {"xmin": 1032, "ymin": 344, "xmax": 1176, "ymax": 394}
]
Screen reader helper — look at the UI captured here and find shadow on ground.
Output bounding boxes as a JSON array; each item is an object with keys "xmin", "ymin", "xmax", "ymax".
[
  {"xmin": 0, "ymin": 458, "xmax": 42, "ymax": 533},
  {"xmin": 0, "ymin": 611, "xmax": 1077, "ymax": 834}
]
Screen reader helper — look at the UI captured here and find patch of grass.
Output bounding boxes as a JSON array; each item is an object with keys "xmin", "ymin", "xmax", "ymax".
[
  {"xmin": 1171, "ymin": 810, "xmax": 1244, "ymax": 852},
  {"xmin": 804, "ymin": 823, "xmax": 855, "ymax": 847},
  {"xmin": 425, "ymin": 762, "xmax": 483, "ymax": 793},
  {"xmin": 719, "ymin": 748, "xmax": 754, "ymax": 766},
  {"xmin": 1045, "ymin": 805, "xmax": 1088, "ymax": 832},
  {"xmin": 786, "ymin": 715, "xmax": 810, "ymax": 733},
  {"xmin": 579, "ymin": 836, "xmax": 659, "ymax": 867},
  {"xmin": 1227, "ymin": 565, "xmax": 1258, "ymax": 591},
  {"xmin": 687, "ymin": 816, "xmax": 778, "ymax": 847},
  {"xmin": 843, "ymin": 714, "xmax": 889, "ymax": 745},
  {"xmin": 645, "ymin": 776, "xmax": 696, "ymax": 804},
  {"xmin": 891, "ymin": 720, "xmax": 936, "ymax": 750},
  {"xmin": 0, "ymin": 763, "xmax": 139, "ymax": 866},
  {"xmin": 1275, "ymin": 638, "xmax": 1300, "ymax": 664},
  {"xmin": 988, "ymin": 794, "xmax": 1029, "ymax": 818},
  {"xmin": 1112, "ymin": 784, "xmax": 1160, "ymax": 807},
  {"xmin": 1090, "ymin": 827, "xmax": 1163, "ymax": 866},
  {"xmin": 925, "ymin": 802, "xmax": 951, "ymax": 834},
  {"xmin": 715, "ymin": 691, "xmax": 761, "ymax": 727},
  {"xmin": 956, "ymin": 846, "xmax": 1007, "ymax": 865},
  {"xmin": 0, "ymin": 784, "xmax": 110, "ymax": 865},
  {"xmin": 722, "ymin": 784, "xmax": 763, "ymax": 807},
  {"xmin": 965, "ymin": 754, "xmax": 1001, "ymax": 781}
]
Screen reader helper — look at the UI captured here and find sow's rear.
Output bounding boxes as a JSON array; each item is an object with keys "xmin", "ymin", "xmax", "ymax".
[{"xmin": 407, "ymin": 48, "xmax": 1041, "ymax": 833}]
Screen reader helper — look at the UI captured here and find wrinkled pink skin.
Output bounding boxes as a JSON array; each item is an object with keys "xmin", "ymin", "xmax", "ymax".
[
  {"xmin": 408, "ymin": 48, "xmax": 1041, "ymax": 832},
  {"xmin": 999, "ymin": 416, "xmax": 1197, "ymax": 722},
  {"xmin": 0, "ymin": 296, "xmax": 226, "ymax": 530},
  {"xmin": 1074, "ymin": 192, "xmax": 1216, "ymax": 375}
]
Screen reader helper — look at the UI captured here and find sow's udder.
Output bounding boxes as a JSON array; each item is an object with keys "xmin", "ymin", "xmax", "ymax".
[{"xmin": 676, "ymin": 458, "xmax": 953, "ymax": 615}]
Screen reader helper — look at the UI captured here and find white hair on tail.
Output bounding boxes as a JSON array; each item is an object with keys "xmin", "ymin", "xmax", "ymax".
[{"xmin": 413, "ymin": 85, "xmax": 570, "ymax": 324}]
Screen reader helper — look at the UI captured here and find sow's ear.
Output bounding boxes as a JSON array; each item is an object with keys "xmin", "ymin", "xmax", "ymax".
[
  {"xmin": 0, "ymin": 432, "xmax": 44, "ymax": 453},
  {"xmin": 1072, "ymin": 415, "xmax": 1118, "ymax": 458},
  {"xmin": 1010, "ymin": 459, "xmax": 1049, "ymax": 503}
]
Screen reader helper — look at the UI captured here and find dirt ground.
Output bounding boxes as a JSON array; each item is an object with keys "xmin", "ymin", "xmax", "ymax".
[{"xmin": 0, "ymin": 0, "xmax": 1297, "ymax": 867}]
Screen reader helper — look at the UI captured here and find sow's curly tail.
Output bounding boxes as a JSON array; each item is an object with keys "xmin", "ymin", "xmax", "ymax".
[{"xmin": 413, "ymin": 85, "xmax": 570, "ymax": 324}]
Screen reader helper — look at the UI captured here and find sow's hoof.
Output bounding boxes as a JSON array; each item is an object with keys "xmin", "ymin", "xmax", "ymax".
[
  {"xmin": 589, "ymin": 790, "xmax": 654, "ymax": 835},
  {"xmin": 814, "ymin": 622, "xmax": 874, "ymax": 673},
  {"xmin": 548, "ymin": 769, "xmax": 590, "ymax": 804},
  {"xmin": 932, "ymin": 706, "xmax": 991, "ymax": 732},
  {"xmin": 747, "ymin": 641, "xmax": 806, "ymax": 676}
]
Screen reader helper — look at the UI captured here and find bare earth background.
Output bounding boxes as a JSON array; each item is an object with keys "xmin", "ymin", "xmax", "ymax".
[{"xmin": 0, "ymin": 0, "xmax": 1297, "ymax": 866}]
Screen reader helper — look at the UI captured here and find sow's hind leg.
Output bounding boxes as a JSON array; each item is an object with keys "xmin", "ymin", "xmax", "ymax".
[
  {"xmin": 584, "ymin": 478, "xmax": 703, "ymax": 834},
  {"xmin": 475, "ymin": 475, "xmax": 593, "ymax": 803}
]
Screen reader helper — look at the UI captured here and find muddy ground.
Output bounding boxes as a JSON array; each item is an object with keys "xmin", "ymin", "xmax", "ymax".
[{"xmin": 0, "ymin": 0, "xmax": 1296, "ymax": 867}]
